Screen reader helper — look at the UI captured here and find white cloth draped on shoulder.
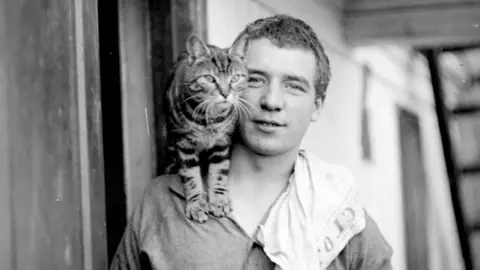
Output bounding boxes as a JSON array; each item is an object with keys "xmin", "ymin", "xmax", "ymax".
[{"xmin": 256, "ymin": 150, "xmax": 366, "ymax": 270}]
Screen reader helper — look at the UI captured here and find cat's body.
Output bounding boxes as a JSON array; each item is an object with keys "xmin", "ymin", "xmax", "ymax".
[{"xmin": 163, "ymin": 34, "xmax": 250, "ymax": 223}]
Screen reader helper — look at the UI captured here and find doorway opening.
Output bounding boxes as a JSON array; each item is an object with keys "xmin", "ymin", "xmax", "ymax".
[
  {"xmin": 98, "ymin": 0, "xmax": 126, "ymax": 263},
  {"xmin": 398, "ymin": 106, "xmax": 429, "ymax": 270}
]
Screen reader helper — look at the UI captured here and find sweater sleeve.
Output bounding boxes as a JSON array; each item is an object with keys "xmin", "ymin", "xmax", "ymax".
[
  {"xmin": 326, "ymin": 210, "xmax": 393, "ymax": 270},
  {"xmin": 345, "ymin": 210, "xmax": 393, "ymax": 269},
  {"xmin": 109, "ymin": 219, "xmax": 142, "ymax": 270},
  {"xmin": 109, "ymin": 183, "xmax": 158, "ymax": 270}
]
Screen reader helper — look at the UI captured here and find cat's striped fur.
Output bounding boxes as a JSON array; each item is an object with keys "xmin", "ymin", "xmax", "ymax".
[{"xmin": 163, "ymin": 34, "xmax": 250, "ymax": 223}]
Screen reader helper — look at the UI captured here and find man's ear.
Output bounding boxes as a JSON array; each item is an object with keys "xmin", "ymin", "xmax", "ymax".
[
  {"xmin": 186, "ymin": 34, "xmax": 210, "ymax": 64},
  {"xmin": 310, "ymin": 98, "xmax": 323, "ymax": 122}
]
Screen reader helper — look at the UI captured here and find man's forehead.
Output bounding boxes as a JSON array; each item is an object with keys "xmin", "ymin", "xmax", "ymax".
[{"xmin": 245, "ymin": 38, "xmax": 316, "ymax": 83}]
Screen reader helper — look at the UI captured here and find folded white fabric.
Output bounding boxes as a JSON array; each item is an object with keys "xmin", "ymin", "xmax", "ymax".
[{"xmin": 256, "ymin": 150, "xmax": 366, "ymax": 270}]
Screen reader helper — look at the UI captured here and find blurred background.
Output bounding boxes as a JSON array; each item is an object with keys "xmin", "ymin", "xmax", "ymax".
[{"xmin": 1, "ymin": 0, "xmax": 479, "ymax": 269}]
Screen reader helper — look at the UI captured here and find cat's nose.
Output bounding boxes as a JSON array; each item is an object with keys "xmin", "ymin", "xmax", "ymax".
[{"xmin": 219, "ymin": 86, "xmax": 229, "ymax": 98}]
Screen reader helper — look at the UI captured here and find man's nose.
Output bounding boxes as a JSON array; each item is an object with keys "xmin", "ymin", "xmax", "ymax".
[{"xmin": 260, "ymin": 83, "xmax": 283, "ymax": 111}]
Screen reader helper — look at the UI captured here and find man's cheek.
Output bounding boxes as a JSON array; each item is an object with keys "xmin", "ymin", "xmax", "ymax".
[
  {"xmin": 240, "ymin": 91, "xmax": 254, "ymax": 101},
  {"xmin": 240, "ymin": 93, "xmax": 260, "ymax": 112}
]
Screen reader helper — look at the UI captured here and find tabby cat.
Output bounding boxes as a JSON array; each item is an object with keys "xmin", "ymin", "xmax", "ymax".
[{"xmin": 163, "ymin": 34, "xmax": 250, "ymax": 223}]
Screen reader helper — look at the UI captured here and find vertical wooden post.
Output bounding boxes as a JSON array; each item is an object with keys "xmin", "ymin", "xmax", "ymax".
[
  {"xmin": 118, "ymin": 0, "xmax": 157, "ymax": 214},
  {"xmin": 0, "ymin": 0, "xmax": 107, "ymax": 268},
  {"xmin": 0, "ymin": 1, "xmax": 13, "ymax": 269},
  {"xmin": 74, "ymin": 0, "xmax": 108, "ymax": 269},
  {"xmin": 423, "ymin": 49, "xmax": 473, "ymax": 270}
]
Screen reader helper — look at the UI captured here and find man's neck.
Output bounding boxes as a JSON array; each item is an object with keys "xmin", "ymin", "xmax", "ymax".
[
  {"xmin": 226, "ymin": 143, "xmax": 299, "ymax": 236},
  {"xmin": 228, "ymin": 143, "xmax": 298, "ymax": 191}
]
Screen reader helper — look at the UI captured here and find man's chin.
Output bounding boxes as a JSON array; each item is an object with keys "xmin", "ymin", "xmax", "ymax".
[
  {"xmin": 248, "ymin": 141, "xmax": 286, "ymax": 156},
  {"xmin": 237, "ymin": 127, "xmax": 291, "ymax": 155}
]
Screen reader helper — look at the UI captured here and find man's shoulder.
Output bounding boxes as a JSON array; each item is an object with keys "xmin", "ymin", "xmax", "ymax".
[
  {"xmin": 140, "ymin": 174, "xmax": 179, "ymax": 199},
  {"xmin": 132, "ymin": 174, "xmax": 184, "ymax": 217},
  {"xmin": 342, "ymin": 210, "xmax": 393, "ymax": 269},
  {"xmin": 352, "ymin": 211, "xmax": 392, "ymax": 251},
  {"xmin": 300, "ymin": 150, "xmax": 356, "ymax": 189},
  {"xmin": 148, "ymin": 174, "xmax": 181, "ymax": 193},
  {"xmin": 126, "ymin": 174, "xmax": 185, "ymax": 236}
]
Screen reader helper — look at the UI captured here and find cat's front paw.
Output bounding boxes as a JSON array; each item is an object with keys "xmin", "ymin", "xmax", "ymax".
[
  {"xmin": 186, "ymin": 195, "xmax": 209, "ymax": 223},
  {"xmin": 209, "ymin": 193, "xmax": 232, "ymax": 218}
]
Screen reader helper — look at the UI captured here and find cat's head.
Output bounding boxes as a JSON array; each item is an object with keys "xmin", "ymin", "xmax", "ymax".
[{"xmin": 174, "ymin": 34, "xmax": 250, "ymax": 121}]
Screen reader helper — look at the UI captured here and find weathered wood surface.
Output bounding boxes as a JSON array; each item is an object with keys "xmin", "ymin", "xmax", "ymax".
[
  {"xmin": 344, "ymin": 0, "xmax": 480, "ymax": 46},
  {"xmin": 0, "ymin": 0, "xmax": 107, "ymax": 269}
]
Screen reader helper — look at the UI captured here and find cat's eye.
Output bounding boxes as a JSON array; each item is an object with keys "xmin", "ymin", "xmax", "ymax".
[
  {"xmin": 204, "ymin": 75, "xmax": 215, "ymax": 83},
  {"xmin": 230, "ymin": 74, "xmax": 240, "ymax": 83},
  {"xmin": 189, "ymin": 83, "xmax": 203, "ymax": 91}
]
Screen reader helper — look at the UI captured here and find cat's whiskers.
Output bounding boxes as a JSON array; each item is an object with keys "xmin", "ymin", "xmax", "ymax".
[
  {"xmin": 234, "ymin": 103, "xmax": 249, "ymax": 122},
  {"xmin": 192, "ymin": 99, "xmax": 210, "ymax": 120},
  {"xmin": 231, "ymin": 105, "xmax": 241, "ymax": 122},
  {"xmin": 238, "ymin": 97, "xmax": 256, "ymax": 112},
  {"xmin": 239, "ymin": 104, "xmax": 252, "ymax": 123},
  {"xmin": 205, "ymin": 99, "xmax": 217, "ymax": 125},
  {"xmin": 181, "ymin": 94, "xmax": 201, "ymax": 104},
  {"xmin": 237, "ymin": 97, "xmax": 256, "ymax": 121},
  {"xmin": 192, "ymin": 97, "xmax": 216, "ymax": 124}
]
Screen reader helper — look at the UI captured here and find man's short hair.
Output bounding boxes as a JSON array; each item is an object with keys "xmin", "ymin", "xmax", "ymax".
[{"xmin": 235, "ymin": 14, "xmax": 331, "ymax": 101}]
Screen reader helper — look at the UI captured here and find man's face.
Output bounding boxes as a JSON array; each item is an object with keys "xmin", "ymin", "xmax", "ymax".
[{"xmin": 238, "ymin": 38, "xmax": 322, "ymax": 156}]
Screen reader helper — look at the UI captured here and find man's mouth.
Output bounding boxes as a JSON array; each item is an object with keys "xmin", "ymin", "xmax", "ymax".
[{"xmin": 253, "ymin": 119, "xmax": 285, "ymax": 127}]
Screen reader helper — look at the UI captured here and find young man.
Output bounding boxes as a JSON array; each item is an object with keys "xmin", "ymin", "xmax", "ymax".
[{"xmin": 110, "ymin": 15, "xmax": 393, "ymax": 270}]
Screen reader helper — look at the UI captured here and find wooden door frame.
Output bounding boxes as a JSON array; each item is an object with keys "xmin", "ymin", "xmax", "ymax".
[
  {"xmin": 74, "ymin": 0, "xmax": 108, "ymax": 269},
  {"xmin": 117, "ymin": 0, "xmax": 208, "ymax": 216},
  {"xmin": 118, "ymin": 0, "xmax": 157, "ymax": 216},
  {"xmin": 397, "ymin": 105, "xmax": 429, "ymax": 270}
]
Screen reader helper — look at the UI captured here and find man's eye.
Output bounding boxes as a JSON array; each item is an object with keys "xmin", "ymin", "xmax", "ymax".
[
  {"xmin": 286, "ymin": 83, "xmax": 304, "ymax": 92},
  {"xmin": 248, "ymin": 77, "xmax": 265, "ymax": 87}
]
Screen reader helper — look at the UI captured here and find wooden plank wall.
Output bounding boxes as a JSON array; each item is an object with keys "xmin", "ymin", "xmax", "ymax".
[
  {"xmin": 0, "ymin": 0, "xmax": 107, "ymax": 269},
  {"xmin": 344, "ymin": 0, "xmax": 480, "ymax": 47},
  {"xmin": 0, "ymin": 0, "xmax": 12, "ymax": 269},
  {"xmin": 346, "ymin": 0, "xmax": 480, "ymax": 11}
]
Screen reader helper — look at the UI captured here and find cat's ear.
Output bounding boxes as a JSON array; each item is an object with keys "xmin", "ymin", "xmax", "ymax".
[
  {"xmin": 186, "ymin": 34, "xmax": 210, "ymax": 63},
  {"xmin": 228, "ymin": 34, "xmax": 249, "ymax": 60}
]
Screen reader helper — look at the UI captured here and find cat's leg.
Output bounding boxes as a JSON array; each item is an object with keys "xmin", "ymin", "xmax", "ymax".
[
  {"xmin": 207, "ymin": 144, "xmax": 232, "ymax": 217},
  {"xmin": 177, "ymin": 144, "xmax": 209, "ymax": 223},
  {"xmin": 164, "ymin": 145, "xmax": 178, "ymax": 174}
]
